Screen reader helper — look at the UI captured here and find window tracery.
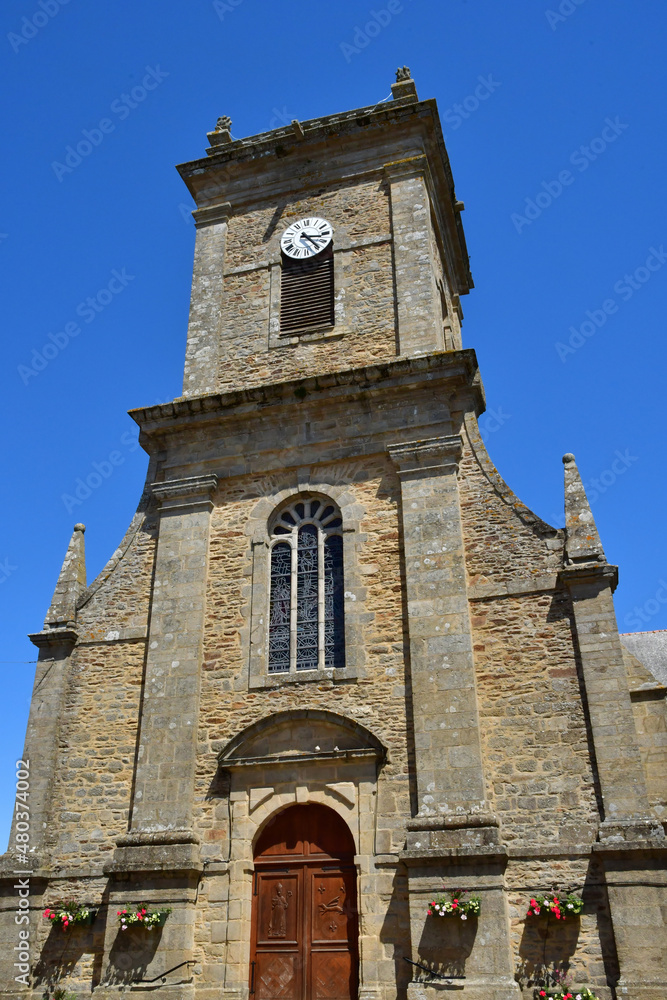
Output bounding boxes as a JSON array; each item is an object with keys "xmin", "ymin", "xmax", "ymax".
[{"xmin": 268, "ymin": 497, "xmax": 345, "ymax": 673}]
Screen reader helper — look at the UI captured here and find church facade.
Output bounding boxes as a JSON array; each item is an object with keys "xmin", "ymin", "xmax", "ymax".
[{"xmin": 1, "ymin": 71, "xmax": 665, "ymax": 1000}]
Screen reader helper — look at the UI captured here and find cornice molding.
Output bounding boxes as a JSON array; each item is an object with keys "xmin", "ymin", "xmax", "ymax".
[
  {"xmin": 151, "ymin": 474, "xmax": 218, "ymax": 513},
  {"xmin": 28, "ymin": 627, "xmax": 78, "ymax": 649},
  {"xmin": 388, "ymin": 434, "xmax": 462, "ymax": 477},
  {"xmin": 192, "ymin": 201, "xmax": 232, "ymax": 229},
  {"xmin": 560, "ymin": 561, "xmax": 619, "ymax": 593}
]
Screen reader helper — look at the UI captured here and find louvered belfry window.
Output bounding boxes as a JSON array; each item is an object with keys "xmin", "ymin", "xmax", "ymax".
[
  {"xmin": 268, "ymin": 497, "xmax": 345, "ymax": 673},
  {"xmin": 280, "ymin": 246, "xmax": 334, "ymax": 333}
]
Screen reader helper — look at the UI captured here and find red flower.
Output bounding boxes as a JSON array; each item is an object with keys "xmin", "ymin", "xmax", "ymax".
[{"xmin": 539, "ymin": 992, "xmax": 546, "ymax": 998}]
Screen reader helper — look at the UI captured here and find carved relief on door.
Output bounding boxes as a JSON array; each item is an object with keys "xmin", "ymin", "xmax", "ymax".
[{"xmin": 250, "ymin": 804, "xmax": 358, "ymax": 1000}]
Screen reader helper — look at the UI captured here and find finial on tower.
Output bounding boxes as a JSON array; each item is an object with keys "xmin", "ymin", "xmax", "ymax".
[
  {"xmin": 392, "ymin": 66, "xmax": 418, "ymax": 101},
  {"xmin": 209, "ymin": 115, "xmax": 233, "ymax": 146},
  {"xmin": 43, "ymin": 523, "xmax": 87, "ymax": 629},
  {"xmin": 562, "ymin": 453, "xmax": 606, "ymax": 565}
]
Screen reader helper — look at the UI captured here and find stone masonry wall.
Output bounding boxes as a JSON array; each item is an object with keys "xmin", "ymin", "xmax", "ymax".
[
  {"xmin": 76, "ymin": 519, "xmax": 157, "ymax": 640},
  {"xmin": 506, "ymin": 856, "xmax": 618, "ymax": 993},
  {"xmin": 210, "ymin": 179, "xmax": 399, "ymax": 393},
  {"xmin": 472, "ymin": 590, "xmax": 599, "ymax": 846},
  {"xmin": 224, "ymin": 181, "xmax": 390, "ymax": 271},
  {"xmin": 44, "ymin": 641, "xmax": 145, "ymax": 869},
  {"xmin": 193, "ymin": 458, "xmax": 412, "ymax": 856},
  {"xmin": 623, "ymin": 648, "xmax": 667, "ymax": 819},
  {"xmin": 215, "ymin": 241, "xmax": 396, "ymax": 393},
  {"xmin": 459, "ymin": 426, "xmax": 563, "ymax": 585}
]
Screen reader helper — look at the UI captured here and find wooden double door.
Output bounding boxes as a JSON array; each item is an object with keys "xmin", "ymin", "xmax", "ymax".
[{"xmin": 250, "ymin": 804, "xmax": 359, "ymax": 1000}]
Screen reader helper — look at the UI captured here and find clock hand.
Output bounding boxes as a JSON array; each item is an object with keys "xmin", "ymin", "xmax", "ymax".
[{"xmin": 302, "ymin": 234, "xmax": 322, "ymax": 247}]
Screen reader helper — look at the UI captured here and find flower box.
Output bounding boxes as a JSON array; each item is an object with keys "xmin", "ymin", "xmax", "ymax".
[
  {"xmin": 117, "ymin": 905, "xmax": 172, "ymax": 931},
  {"xmin": 535, "ymin": 988, "xmax": 600, "ymax": 1000},
  {"xmin": 427, "ymin": 888, "xmax": 481, "ymax": 920},
  {"xmin": 526, "ymin": 892, "xmax": 583, "ymax": 921},
  {"xmin": 43, "ymin": 902, "xmax": 97, "ymax": 930}
]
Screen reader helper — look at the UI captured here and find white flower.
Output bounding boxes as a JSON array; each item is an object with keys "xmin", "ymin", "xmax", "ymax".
[{"xmin": 460, "ymin": 914, "xmax": 467, "ymax": 920}]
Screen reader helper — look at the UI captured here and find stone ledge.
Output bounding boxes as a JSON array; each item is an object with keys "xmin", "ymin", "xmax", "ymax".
[
  {"xmin": 106, "ymin": 835, "xmax": 203, "ymax": 877},
  {"xmin": 597, "ymin": 818, "xmax": 665, "ymax": 844},
  {"xmin": 28, "ymin": 627, "xmax": 78, "ymax": 649},
  {"xmin": 592, "ymin": 840, "xmax": 667, "ymax": 859},
  {"xmin": 560, "ymin": 560, "xmax": 619, "ymax": 592},
  {"xmin": 400, "ymin": 846, "xmax": 508, "ymax": 865},
  {"xmin": 248, "ymin": 664, "xmax": 365, "ymax": 689},
  {"xmin": 468, "ymin": 574, "xmax": 559, "ymax": 600},
  {"xmin": 131, "ymin": 350, "xmax": 481, "ymax": 434}
]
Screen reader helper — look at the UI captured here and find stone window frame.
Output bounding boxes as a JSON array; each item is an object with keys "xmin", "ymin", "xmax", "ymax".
[
  {"xmin": 246, "ymin": 480, "xmax": 368, "ymax": 690},
  {"xmin": 268, "ymin": 249, "xmax": 347, "ymax": 348},
  {"xmin": 268, "ymin": 497, "xmax": 345, "ymax": 674}
]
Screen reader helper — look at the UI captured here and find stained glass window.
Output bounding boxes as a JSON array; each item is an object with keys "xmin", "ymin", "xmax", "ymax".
[
  {"xmin": 268, "ymin": 542, "xmax": 292, "ymax": 673},
  {"xmin": 324, "ymin": 535, "xmax": 345, "ymax": 669},
  {"xmin": 268, "ymin": 498, "xmax": 345, "ymax": 673},
  {"xmin": 296, "ymin": 525, "xmax": 319, "ymax": 670}
]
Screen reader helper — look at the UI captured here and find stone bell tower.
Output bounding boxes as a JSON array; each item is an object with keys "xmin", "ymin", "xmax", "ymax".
[{"xmin": 1, "ymin": 68, "xmax": 665, "ymax": 1000}]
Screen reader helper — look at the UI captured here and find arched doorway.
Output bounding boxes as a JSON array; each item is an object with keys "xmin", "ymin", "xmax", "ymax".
[{"xmin": 250, "ymin": 803, "xmax": 359, "ymax": 1000}]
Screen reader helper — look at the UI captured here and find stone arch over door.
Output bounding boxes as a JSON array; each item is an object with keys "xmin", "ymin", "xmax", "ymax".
[
  {"xmin": 250, "ymin": 803, "xmax": 359, "ymax": 1000},
  {"xmin": 215, "ymin": 710, "xmax": 386, "ymax": 1000}
]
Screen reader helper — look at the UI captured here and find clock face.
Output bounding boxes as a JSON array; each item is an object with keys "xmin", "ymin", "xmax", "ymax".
[{"xmin": 280, "ymin": 217, "xmax": 333, "ymax": 259}]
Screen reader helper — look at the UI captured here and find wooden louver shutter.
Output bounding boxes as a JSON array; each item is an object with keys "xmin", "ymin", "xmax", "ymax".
[{"xmin": 280, "ymin": 248, "xmax": 334, "ymax": 333}]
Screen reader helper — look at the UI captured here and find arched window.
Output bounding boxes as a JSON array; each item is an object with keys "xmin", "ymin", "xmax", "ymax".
[{"xmin": 268, "ymin": 497, "xmax": 345, "ymax": 673}]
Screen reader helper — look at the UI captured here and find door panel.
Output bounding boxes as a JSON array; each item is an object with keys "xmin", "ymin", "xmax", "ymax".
[
  {"xmin": 310, "ymin": 871, "xmax": 354, "ymax": 944},
  {"xmin": 256, "ymin": 873, "xmax": 300, "ymax": 946},
  {"xmin": 311, "ymin": 951, "xmax": 353, "ymax": 1000},
  {"xmin": 308, "ymin": 869, "xmax": 357, "ymax": 1000},
  {"xmin": 255, "ymin": 953, "xmax": 301, "ymax": 1000},
  {"xmin": 251, "ymin": 805, "xmax": 358, "ymax": 1000},
  {"xmin": 254, "ymin": 871, "xmax": 303, "ymax": 1000}
]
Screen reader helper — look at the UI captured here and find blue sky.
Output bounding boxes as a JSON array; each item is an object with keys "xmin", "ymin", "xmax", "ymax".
[{"xmin": 1, "ymin": 0, "xmax": 666, "ymax": 847}]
